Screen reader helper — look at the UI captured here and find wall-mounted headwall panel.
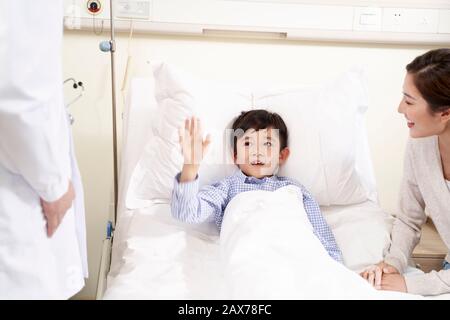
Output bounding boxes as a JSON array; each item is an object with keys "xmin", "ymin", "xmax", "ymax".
[
  {"xmin": 152, "ymin": 1, "xmax": 355, "ymax": 31},
  {"xmin": 64, "ymin": 0, "xmax": 450, "ymax": 45}
]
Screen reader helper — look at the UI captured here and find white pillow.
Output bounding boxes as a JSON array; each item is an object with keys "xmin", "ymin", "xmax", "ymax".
[{"xmin": 126, "ymin": 61, "xmax": 377, "ymax": 208}]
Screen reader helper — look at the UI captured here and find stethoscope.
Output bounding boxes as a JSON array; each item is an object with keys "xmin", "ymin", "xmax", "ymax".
[{"xmin": 64, "ymin": 78, "xmax": 85, "ymax": 125}]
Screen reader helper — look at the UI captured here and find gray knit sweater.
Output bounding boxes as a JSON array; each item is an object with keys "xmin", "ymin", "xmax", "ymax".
[{"xmin": 384, "ymin": 136, "xmax": 450, "ymax": 296}]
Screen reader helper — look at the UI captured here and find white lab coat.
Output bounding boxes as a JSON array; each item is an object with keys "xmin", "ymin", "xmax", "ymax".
[{"xmin": 0, "ymin": 0, "xmax": 87, "ymax": 299}]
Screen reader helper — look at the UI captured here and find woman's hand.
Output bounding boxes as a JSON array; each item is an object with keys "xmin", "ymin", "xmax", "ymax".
[
  {"xmin": 379, "ymin": 273, "xmax": 407, "ymax": 292},
  {"xmin": 179, "ymin": 117, "xmax": 211, "ymax": 182},
  {"xmin": 360, "ymin": 261, "xmax": 399, "ymax": 289}
]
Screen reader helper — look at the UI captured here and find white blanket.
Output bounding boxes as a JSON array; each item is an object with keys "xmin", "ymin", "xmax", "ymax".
[{"xmin": 220, "ymin": 185, "xmax": 420, "ymax": 299}]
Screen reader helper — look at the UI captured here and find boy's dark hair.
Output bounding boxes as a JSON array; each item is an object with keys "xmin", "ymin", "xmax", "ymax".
[
  {"xmin": 231, "ymin": 109, "xmax": 288, "ymax": 156},
  {"xmin": 406, "ymin": 48, "xmax": 450, "ymax": 113}
]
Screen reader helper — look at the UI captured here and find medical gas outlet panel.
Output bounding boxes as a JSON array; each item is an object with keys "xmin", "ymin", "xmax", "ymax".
[{"xmin": 64, "ymin": 0, "xmax": 450, "ymax": 45}]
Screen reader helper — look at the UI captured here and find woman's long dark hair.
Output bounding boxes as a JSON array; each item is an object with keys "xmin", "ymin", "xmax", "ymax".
[{"xmin": 406, "ymin": 48, "xmax": 450, "ymax": 113}]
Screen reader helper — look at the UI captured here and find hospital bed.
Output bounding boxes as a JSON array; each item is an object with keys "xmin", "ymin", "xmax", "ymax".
[{"xmin": 96, "ymin": 63, "xmax": 449, "ymax": 300}]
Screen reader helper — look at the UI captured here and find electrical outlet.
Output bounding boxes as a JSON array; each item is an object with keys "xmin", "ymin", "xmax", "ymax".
[
  {"xmin": 392, "ymin": 13, "xmax": 402, "ymax": 25},
  {"xmin": 383, "ymin": 8, "xmax": 405, "ymax": 31}
]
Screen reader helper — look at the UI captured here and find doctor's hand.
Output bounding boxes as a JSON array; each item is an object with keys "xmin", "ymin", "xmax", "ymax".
[
  {"xmin": 360, "ymin": 261, "xmax": 399, "ymax": 289},
  {"xmin": 40, "ymin": 181, "xmax": 75, "ymax": 237},
  {"xmin": 179, "ymin": 117, "xmax": 211, "ymax": 182}
]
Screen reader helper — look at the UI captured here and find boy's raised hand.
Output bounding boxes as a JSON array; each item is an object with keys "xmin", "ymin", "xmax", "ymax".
[{"xmin": 179, "ymin": 117, "xmax": 211, "ymax": 182}]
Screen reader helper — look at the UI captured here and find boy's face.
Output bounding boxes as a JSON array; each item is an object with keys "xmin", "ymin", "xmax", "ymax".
[{"xmin": 234, "ymin": 128, "xmax": 289, "ymax": 179}]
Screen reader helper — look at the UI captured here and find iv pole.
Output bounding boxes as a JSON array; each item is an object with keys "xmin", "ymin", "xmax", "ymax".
[{"xmin": 99, "ymin": 0, "xmax": 118, "ymax": 230}]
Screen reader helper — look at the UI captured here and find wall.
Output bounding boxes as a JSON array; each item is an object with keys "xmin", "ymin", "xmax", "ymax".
[{"xmin": 62, "ymin": 30, "xmax": 440, "ymax": 299}]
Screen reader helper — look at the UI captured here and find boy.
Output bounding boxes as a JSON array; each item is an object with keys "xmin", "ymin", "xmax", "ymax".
[{"xmin": 171, "ymin": 110, "xmax": 342, "ymax": 262}]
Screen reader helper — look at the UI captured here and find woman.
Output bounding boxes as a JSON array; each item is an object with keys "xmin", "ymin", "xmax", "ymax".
[{"xmin": 362, "ymin": 48, "xmax": 450, "ymax": 296}]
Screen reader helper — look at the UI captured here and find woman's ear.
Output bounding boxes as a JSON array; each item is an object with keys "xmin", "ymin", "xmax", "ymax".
[
  {"xmin": 279, "ymin": 147, "xmax": 290, "ymax": 165},
  {"xmin": 440, "ymin": 108, "xmax": 450, "ymax": 124}
]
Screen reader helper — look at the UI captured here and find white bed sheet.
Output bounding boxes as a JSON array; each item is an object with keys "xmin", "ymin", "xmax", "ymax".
[
  {"xmin": 105, "ymin": 203, "xmax": 224, "ymax": 299},
  {"xmin": 103, "ymin": 200, "xmax": 449, "ymax": 299}
]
